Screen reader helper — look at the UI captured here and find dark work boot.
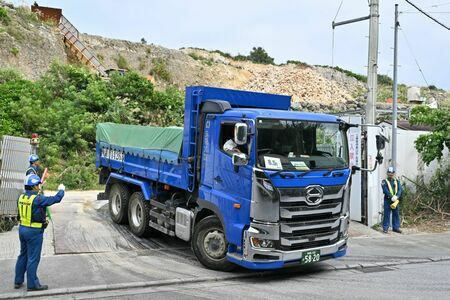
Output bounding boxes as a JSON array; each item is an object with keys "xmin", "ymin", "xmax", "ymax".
[
  {"xmin": 393, "ymin": 229, "xmax": 402, "ymax": 234},
  {"xmin": 27, "ymin": 285, "xmax": 48, "ymax": 292},
  {"xmin": 14, "ymin": 283, "xmax": 23, "ymax": 289}
]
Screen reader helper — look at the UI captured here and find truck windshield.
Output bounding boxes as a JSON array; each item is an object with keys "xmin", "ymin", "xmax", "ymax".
[{"xmin": 256, "ymin": 119, "xmax": 349, "ymax": 171}]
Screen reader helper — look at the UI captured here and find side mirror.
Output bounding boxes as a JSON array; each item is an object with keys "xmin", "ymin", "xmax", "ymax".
[
  {"xmin": 376, "ymin": 134, "xmax": 388, "ymax": 151},
  {"xmin": 234, "ymin": 123, "xmax": 248, "ymax": 145},
  {"xmin": 232, "ymin": 153, "xmax": 248, "ymax": 166}
]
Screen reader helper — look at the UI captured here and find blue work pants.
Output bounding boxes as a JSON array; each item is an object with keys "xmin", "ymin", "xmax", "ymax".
[
  {"xmin": 14, "ymin": 226, "xmax": 44, "ymax": 289},
  {"xmin": 383, "ymin": 199, "xmax": 400, "ymax": 231}
]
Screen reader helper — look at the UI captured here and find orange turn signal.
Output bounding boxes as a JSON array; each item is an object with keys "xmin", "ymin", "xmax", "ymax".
[{"xmin": 233, "ymin": 203, "xmax": 241, "ymax": 209}]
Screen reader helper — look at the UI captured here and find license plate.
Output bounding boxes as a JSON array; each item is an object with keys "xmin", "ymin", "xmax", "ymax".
[{"xmin": 301, "ymin": 250, "xmax": 321, "ymax": 265}]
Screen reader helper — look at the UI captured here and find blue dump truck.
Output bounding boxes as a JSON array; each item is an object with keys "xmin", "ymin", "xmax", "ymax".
[{"xmin": 96, "ymin": 86, "xmax": 354, "ymax": 271}]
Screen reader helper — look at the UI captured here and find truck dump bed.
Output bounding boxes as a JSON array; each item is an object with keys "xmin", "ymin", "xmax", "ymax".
[{"xmin": 96, "ymin": 123, "xmax": 187, "ymax": 193}]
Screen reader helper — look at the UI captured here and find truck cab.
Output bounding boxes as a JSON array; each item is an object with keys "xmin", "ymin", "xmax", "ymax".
[{"xmin": 196, "ymin": 107, "xmax": 350, "ymax": 269}]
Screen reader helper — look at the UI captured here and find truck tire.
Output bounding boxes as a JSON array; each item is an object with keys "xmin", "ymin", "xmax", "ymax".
[
  {"xmin": 192, "ymin": 216, "xmax": 235, "ymax": 271},
  {"xmin": 108, "ymin": 183, "xmax": 130, "ymax": 224},
  {"xmin": 128, "ymin": 192, "xmax": 152, "ymax": 237}
]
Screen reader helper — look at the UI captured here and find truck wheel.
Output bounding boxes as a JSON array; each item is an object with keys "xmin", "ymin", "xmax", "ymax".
[
  {"xmin": 109, "ymin": 183, "xmax": 130, "ymax": 224},
  {"xmin": 192, "ymin": 216, "xmax": 235, "ymax": 271},
  {"xmin": 128, "ymin": 192, "xmax": 152, "ymax": 237}
]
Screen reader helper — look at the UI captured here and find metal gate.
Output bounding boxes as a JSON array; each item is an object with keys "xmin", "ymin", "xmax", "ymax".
[{"xmin": 0, "ymin": 135, "xmax": 31, "ymax": 219}]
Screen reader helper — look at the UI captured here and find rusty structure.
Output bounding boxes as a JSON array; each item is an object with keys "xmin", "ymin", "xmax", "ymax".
[{"xmin": 32, "ymin": 5, "xmax": 107, "ymax": 77}]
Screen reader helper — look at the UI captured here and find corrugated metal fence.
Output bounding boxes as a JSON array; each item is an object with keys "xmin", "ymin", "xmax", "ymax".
[{"xmin": 0, "ymin": 136, "xmax": 31, "ymax": 219}]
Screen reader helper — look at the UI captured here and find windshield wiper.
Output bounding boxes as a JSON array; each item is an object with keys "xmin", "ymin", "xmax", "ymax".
[
  {"xmin": 297, "ymin": 170, "xmax": 314, "ymax": 177},
  {"xmin": 269, "ymin": 171, "xmax": 295, "ymax": 178},
  {"xmin": 322, "ymin": 167, "xmax": 346, "ymax": 177}
]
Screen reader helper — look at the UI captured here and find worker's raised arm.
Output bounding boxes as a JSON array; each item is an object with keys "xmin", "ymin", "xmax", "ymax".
[{"xmin": 35, "ymin": 185, "xmax": 65, "ymax": 207}]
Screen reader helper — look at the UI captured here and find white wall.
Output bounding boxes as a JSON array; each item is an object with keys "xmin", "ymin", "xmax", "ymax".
[{"xmin": 379, "ymin": 123, "xmax": 449, "ymax": 189}]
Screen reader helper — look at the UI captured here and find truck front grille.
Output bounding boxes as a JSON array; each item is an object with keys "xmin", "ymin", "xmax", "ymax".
[{"xmin": 278, "ymin": 185, "xmax": 344, "ymax": 251}]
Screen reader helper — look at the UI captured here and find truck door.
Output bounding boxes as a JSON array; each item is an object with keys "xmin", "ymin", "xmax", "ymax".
[{"xmin": 211, "ymin": 118, "xmax": 253, "ymax": 246}]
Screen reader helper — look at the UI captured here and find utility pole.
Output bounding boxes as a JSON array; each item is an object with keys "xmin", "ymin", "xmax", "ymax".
[
  {"xmin": 332, "ymin": 0, "xmax": 380, "ymax": 225},
  {"xmin": 333, "ymin": 0, "xmax": 379, "ymax": 123},
  {"xmin": 392, "ymin": 4, "xmax": 399, "ymax": 169},
  {"xmin": 366, "ymin": 0, "xmax": 379, "ymax": 125}
]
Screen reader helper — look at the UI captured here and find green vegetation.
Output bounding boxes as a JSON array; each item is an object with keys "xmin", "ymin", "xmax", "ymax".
[
  {"xmin": 150, "ymin": 58, "xmax": 171, "ymax": 82},
  {"xmin": 248, "ymin": 47, "xmax": 274, "ymax": 64},
  {"xmin": 211, "ymin": 49, "xmax": 233, "ymax": 59},
  {"xmin": 409, "ymin": 105, "xmax": 450, "ymax": 165},
  {"xmin": 138, "ymin": 56, "xmax": 146, "ymax": 71},
  {"xmin": 140, "ymin": 37, "xmax": 147, "ymax": 45},
  {"xmin": 10, "ymin": 47, "xmax": 19, "ymax": 56},
  {"xmin": 402, "ymin": 164, "xmax": 450, "ymax": 223},
  {"xmin": 0, "ymin": 7, "xmax": 11, "ymax": 25},
  {"xmin": 97, "ymin": 53, "xmax": 104, "ymax": 62},
  {"xmin": 0, "ymin": 64, "xmax": 184, "ymax": 189},
  {"xmin": 188, "ymin": 53, "xmax": 214, "ymax": 66},
  {"xmin": 15, "ymin": 6, "xmax": 39, "ymax": 24},
  {"xmin": 286, "ymin": 60, "xmax": 311, "ymax": 68},
  {"xmin": 115, "ymin": 54, "xmax": 129, "ymax": 70}
]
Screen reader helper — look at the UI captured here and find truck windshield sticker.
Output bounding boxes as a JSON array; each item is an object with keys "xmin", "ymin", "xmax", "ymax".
[
  {"xmin": 101, "ymin": 148, "xmax": 124, "ymax": 162},
  {"xmin": 264, "ymin": 156, "xmax": 283, "ymax": 170},
  {"xmin": 291, "ymin": 161, "xmax": 310, "ymax": 171}
]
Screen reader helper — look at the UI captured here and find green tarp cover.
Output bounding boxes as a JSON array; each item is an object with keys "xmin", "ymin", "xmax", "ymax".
[{"xmin": 96, "ymin": 123, "xmax": 183, "ymax": 154}]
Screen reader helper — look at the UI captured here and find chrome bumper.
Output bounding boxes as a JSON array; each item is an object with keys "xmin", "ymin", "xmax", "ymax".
[{"xmin": 237, "ymin": 214, "xmax": 349, "ymax": 263}]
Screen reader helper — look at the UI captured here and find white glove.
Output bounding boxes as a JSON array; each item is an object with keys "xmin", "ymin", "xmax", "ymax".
[
  {"xmin": 58, "ymin": 184, "xmax": 66, "ymax": 191},
  {"xmin": 391, "ymin": 195, "xmax": 398, "ymax": 202}
]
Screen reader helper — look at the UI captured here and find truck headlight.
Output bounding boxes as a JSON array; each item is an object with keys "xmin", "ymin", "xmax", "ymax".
[
  {"xmin": 250, "ymin": 237, "xmax": 274, "ymax": 248},
  {"xmin": 262, "ymin": 180, "xmax": 274, "ymax": 192}
]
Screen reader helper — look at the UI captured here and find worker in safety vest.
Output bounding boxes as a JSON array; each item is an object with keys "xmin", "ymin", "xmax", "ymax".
[
  {"xmin": 26, "ymin": 155, "xmax": 42, "ymax": 177},
  {"xmin": 14, "ymin": 174, "xmax": 65, "ymax": 291},
  {"xmin": 381, "ymin": 166, "xmax": 403, "ymax": 234}
]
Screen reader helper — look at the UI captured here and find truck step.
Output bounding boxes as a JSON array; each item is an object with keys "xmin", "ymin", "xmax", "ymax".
[{"xmin": 149, "ymin": 221, "xmax": 175, "ymax": 236}]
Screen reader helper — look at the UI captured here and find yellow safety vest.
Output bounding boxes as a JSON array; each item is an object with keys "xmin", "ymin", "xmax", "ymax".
[
  {"xmin": 385, "ymin": 179, "xmax": 398, "ymax": 197},
  {"xmin": 18, "ymin": 194, "xmax": 44, "ymax": 228}
]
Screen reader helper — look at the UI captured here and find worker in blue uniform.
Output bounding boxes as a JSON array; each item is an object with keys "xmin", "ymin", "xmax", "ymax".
[
  {"xmin": 381, "ymin": 166, "xmax": 403, "ymax": 234},
  {"xmin": 14, "ymin": 174, "xmax": 65, "ymax": 291},
  {"xmin": 26, "ymin": 155, "xmax": 42, "ymax": 177}
]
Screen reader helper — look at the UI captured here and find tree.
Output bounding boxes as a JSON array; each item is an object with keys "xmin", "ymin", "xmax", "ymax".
[
  {"xmin": 248, "ymin": 47, "xmax": 274, "ymax": 64},
  {"xmin": 140, "ymin": 38, "xmax": 147, "ymax": 45},
  {"xmin": 409, "ymin": 105, "xmax": 450, "ymax": 165}
]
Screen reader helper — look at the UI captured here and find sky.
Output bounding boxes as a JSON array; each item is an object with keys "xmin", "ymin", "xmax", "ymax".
[{"xmin": 11, "ymin": 0, "xmax": 450, "ymax": 90}]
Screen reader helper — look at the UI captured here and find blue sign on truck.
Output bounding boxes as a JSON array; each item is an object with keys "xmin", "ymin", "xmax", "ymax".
[{"xmin": 96, "ymin": 86, "xmax": 353, "ymax": 271}]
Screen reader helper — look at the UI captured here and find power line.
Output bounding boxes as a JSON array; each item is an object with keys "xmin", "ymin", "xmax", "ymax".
[
  {"xmin": 399, "ymin": 26, "xmax": 430, "ymax": 86},
  {"xmin": 404, "ymin": 0, "xmax": 450, "ymax": 30}
]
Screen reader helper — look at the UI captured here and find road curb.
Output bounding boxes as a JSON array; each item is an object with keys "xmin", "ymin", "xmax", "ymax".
[{"xmin": 2, "ymin": 256, "xmax": 450, "ymax": 299}]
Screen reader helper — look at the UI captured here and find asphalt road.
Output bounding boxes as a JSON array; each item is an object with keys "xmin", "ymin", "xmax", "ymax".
[
  {"xmin": 33, "ymin": 260, "xmax": 450, "ymax": 300},
  {"xmin": 1, "ymin": 191, "xmax": 449, "ymax": 299}
]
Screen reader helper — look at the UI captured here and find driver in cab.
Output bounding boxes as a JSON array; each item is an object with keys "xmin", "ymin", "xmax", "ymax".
[{"xmin": 223, "ymin": 138, "xmax": 241, "ymax": 153}]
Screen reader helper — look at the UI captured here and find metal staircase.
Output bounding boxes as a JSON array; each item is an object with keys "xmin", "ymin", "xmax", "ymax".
[{"xmin": 57, "ymin": 15, "xmax": 107, "ymax": 77}]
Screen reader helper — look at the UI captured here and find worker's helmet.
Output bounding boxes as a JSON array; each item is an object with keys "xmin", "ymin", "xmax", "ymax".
[
  {"xmin": 29, "ymin": 154, "xmax": 39, "ymax": 163},
  {"xmin": 24, "ymin": 174, "xmax": 41, "ymax": 187},
  {"xmin": 387, "ymin": 166, "xmax": 395, "ymax": 174}
]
